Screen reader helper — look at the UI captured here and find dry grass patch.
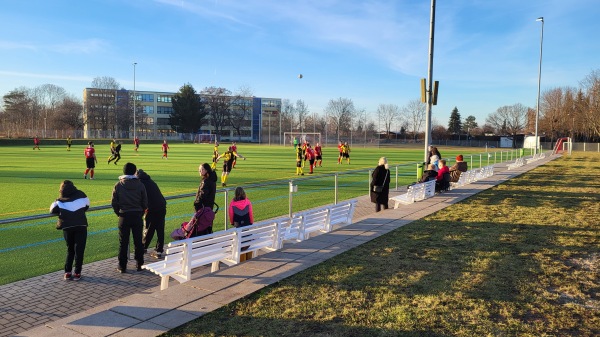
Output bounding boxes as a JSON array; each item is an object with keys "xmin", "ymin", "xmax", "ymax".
[{"xmin": 164, "ymin": 153, "xmax": 600, "ymax": 337}]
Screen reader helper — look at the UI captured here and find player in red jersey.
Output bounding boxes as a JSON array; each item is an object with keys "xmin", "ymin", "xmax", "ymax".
[
  {"xmin": 161, "ymin": 140, "xmax": 170, "ymax": 159},
  {"xmin": 33, "ymin": 136, "xmax": 40, "ymax": 150},
  {"xmin": 314, "ymin": 142, "xmax": 322, "ymax": 167},
  {"xmin": 306, "ymin": 144, "xmax": 316, "ymax": 174},
  {"xmin": 83, "ymin": 141, "xmax": 98, "ymax": 179},
  {"xmin": 133, "ymin": 137, "xmax": 140, "ymax": 152},
  {"xmin": 231, "ymin": 142, "xmax": 238, "ymax": 167},
  {"xmin": 337, "ymin": 141, "xmax": 343, "ymax": 164}
]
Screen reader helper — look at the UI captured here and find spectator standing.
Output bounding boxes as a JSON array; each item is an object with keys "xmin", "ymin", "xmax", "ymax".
[
  {"xmin": 194, "ymin": 163, "xmax": 217, "ymax": 211},
  {"xmin": 50, "ymin": 180, "xmax": 90, "ymax": 281},
  {"xmin": 83, "ymin": 141, "xmax": 97, "ymax": 180},
  {"xmin": 136, "ymin": 169, "xmax": 167, "ymax": 258},
  {"xmin": 111, "ymin": 162, "xmax": 148, "ymax": 273},
  {"xmin": 370, "ymin": 157, "xmax": 390, "ymax": 212},
  {"xmin": 67, "ymin": 136, "xmax": 72, "ymax": 151},
  {"xmin": 426, "ymin": 145, "xmax": 442, "ymax": 165}
]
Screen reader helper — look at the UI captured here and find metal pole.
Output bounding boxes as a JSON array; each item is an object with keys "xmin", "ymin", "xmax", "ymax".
[
  {"xmin": 224, "ymin": 190, "xmax": 229, "ymax": 230},
  {"xmin": 289, "ymin": 180, "xmax": 293, "ymax": 218},
  {"xmin": 395, "ymin": 166, "xmax": 398, "ymax": 191},
  {"xmin": 368, "ymin": 169, "xmax": 372, "ymax": 194},
  {"xmin": 133, "ymin": 62, "xmax": 137, "ymax": 140},
  {"xmin": 423, "ymin": 0, "xmax": 436, "ymax": 162},
  {"xmin": 334, "ymin": 173, "xmax": 338, "ymax": 204},
  {"xmin": 534, "ymin": 17, "xmax": 544, "ymax": 155}
]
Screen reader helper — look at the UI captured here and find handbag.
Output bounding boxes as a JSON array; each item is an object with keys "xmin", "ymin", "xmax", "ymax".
[{"xmin": 372, "ymin": 170, "xmax": 388, "ymax": 193}]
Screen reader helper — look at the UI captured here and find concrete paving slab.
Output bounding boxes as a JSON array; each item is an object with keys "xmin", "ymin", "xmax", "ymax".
[
  {"xmin": 147, "ymin": 309, "xmax": 200, "ymax": 329},
  {"xmin": 62, "ymin": 309, "xmax": 142, "ymax": 337},
  {"xmin": 110, "ymin": 321, "xmax": 169, "ymax": 337}
]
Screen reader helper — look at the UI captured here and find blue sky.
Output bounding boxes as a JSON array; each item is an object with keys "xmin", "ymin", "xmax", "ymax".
[{"xmin": 1, "ymin": 0, "xmax": 598, "ymax": 128}]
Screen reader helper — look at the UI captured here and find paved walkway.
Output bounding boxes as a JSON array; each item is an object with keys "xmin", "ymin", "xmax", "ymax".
[{"xmin": 3, "ymin": 156, "xmax": 556, "ymax": 337}]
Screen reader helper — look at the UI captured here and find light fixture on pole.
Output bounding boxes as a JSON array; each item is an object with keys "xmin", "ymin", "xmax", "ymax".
[
  {"xmin": 133, "ymin": 62, "xmax": 137, "ymax": 140},
  {"xmin": 534, "ymin": 17, "xmax": 544, "ymax": 155}
]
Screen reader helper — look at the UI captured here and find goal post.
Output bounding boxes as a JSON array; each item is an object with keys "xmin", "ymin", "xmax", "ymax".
[
  {"xmin": 194, "ymin": 133, "xmax": 218, "ymax": 144},
  {"xmin": 283, "ymin": 132, "xmax": 321, "ymax": 146}
]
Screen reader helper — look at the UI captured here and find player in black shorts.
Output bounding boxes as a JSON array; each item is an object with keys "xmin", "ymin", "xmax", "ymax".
[{"xmin": 216, "ymin": 146, "xmax": 245, "ymax": 187}]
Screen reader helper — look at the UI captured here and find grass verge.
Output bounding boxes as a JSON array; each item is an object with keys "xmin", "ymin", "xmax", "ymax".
[{"xmin": 163, "ymin": 152, "xmax": 600, "ymax": 337}]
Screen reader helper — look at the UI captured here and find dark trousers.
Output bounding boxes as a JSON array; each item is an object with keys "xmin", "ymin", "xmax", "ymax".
[
  {"xmin": 118, "ymin": 212, "xmax": 144, "ymax": 269},
  {"xmin": 375, "ymin": 202, "xmax": 389, "ymax": 212},
  {"xmin": 63, "ymin": 227, "xmax": 87, "ymax": 274},
  {"xmin": 143, "ymin": 209, "xmax": 166, "ymax": 253}
]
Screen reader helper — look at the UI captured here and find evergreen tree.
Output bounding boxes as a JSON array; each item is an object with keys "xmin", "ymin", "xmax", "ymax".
[
  {"xmin": 447, "ymin": 107, "xmax": 462, "ymax": 134},
  {"xmin": 170, "ymin": 84, "xmax": 207, "ymax": 133},
  {"xmin": 463, "ymin": 115, "xmax": 478, "ymax": 135}
]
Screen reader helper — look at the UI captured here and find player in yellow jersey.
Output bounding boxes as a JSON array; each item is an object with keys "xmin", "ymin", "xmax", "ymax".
[
  {"xmin": 342, "ymin": 141, "xmax": 350, "ymax": 164},
  {"xmin": 295, "ymin": 145, "xmax": 304, "ymax": 175},
  {"xmin": 215, "ymin": 146, "xmax": 245, "ymax": 187},
  {"xmin": 210, "ymin": 141, "xmax": 219, "ymax": 170}
]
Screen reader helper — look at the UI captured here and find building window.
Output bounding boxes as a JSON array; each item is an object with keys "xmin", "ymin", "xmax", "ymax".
[
  {"xmin": 157, "ymin": 118, "xmax": 171, "ymax": 126},
  {"xmin": 157, "ymin": 95, "xmax": 172, "ymax": 103},
  {"xmin": 143, "ymin": 106, "xmax": 154, "ymax": 114},
  {"xmin": 157, "ymin": 106, "xmax": 173, "ymax": 114}
]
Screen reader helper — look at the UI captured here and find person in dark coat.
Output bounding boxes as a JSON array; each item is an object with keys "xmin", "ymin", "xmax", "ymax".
[
  {"xmin": 194, "ymin": 163, "xmax": 217, "ymax": 211},
  {"xmin": 419, "ymin": 163, "xmax": 438, "ymax": 183},
  {"xmin": 426, "ymin": 145, "xmax": 442, "ymax": 165},
  {"xmin": 449, "ymin": 154, "xmax": 468, "ymax": 182},
  {"xmin": 50, "ymin": 180, "xmax": 90, "ymax": 281},
  {"xmin": 111, "ymin": 162, "xmax": 148, "ymax": 273},
  {"xmin": 370, "ymin": 157, "xmax": 391, "ymax": 212},
  {"xmin": 136, "ymin": 169, "xmax": 167, "ymax": 258}
]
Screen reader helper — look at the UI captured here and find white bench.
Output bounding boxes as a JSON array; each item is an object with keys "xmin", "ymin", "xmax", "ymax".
[
  {"xmin": 507, "ymin": 157, "xmax": 524, "ymax": 170},
  {"xmin": 144, "ymin": 199, "xmax": 357, "ymax": 290},
  {"xmin": 422, "ymin": 180, "xmax": 436, "ymax": 198},
  {"xmin": 390, "ymin": 179, "xmax": 436, "ymax": 208}
]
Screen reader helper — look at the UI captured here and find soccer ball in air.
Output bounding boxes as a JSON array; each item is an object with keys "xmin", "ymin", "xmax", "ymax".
[{"xmin": 298, "ymin": 74, "xmax": 303, "ymax": 79}]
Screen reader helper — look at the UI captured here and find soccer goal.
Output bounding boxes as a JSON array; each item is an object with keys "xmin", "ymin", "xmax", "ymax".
[
  {"xmin": 283, "ymin": 132, "xmax": 321, "ymax": 146},
  {"xmin": 194, "ymin": 133, "xmax": 218, "ymax": 144}
]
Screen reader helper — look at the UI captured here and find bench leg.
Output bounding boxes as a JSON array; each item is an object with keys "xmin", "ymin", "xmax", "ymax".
[
  {"xmin": 211, "ymin": 261, "xmax": 220, "ymax": 273},
  {"xmin": 160, "ymin": 276, "xmax": 169, "ymax": 290}
]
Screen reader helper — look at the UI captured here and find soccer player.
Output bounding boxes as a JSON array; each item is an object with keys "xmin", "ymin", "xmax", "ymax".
[
  {"xmin": 231, "ymin": 142, "xmax": 238, "ymax": 168},
  {"xmin": 108, "ymin": 141, "xmax": 122, "ymax": 165},
  {"xmin": 210, "ymin": 141, "xmax": 219, "ymax": 170},
  {"xmin": 315, "ymin": 142, "xmax": 323, "ymax": 167},
  {"xmin": 33, "ymin": 136, "xmax": 40, "ymax": 150},
  {"xmin": 161, "ymin": 140, "xmax": 170, "ymax": 159},
  {"xmin": 337, "ymin": 141, "xmax": 343, "ymax": 164},
  {"xmin": 107, "ymin": 139, "xmax": 116, "ymax": 164},
  {"xmin": 133, "ymin": 136, "xmax": 140, "ymax": 152},
  {"xmin": 67, "ymin": 136, "xmax": 72, "ymax": 151},
  {"xmin": 300, "ymin": 141, "xmax": 307, "ymax": 168},
  {"xmin": 295, "ymin": 145, "xmax": 304, "ymax": 176},
  {"xmin": 342, "ymin": 141, "xmax": 351, "ymax": 164},
  {"xmin": 83, "ymin": 141, "xmax": 98, "ymax": 180},
  {"xmin": 306, "ymin": 144, "xmax": 316, "ymax": 174},
  {"xmin": 216, "ymin": 146, "xmax": 245, "ymax": 187}
]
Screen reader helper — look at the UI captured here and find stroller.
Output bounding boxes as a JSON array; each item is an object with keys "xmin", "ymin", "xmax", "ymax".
[{"xmin": 171, "ymin": 204, "xmax": 218, "ymax": 240}]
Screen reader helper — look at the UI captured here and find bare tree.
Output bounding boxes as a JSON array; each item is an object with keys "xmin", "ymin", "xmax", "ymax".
[
  {"xmin": 54, "ymin": 95, "xmax": 83, "ymax": 130},
  {"xmin": 87, "ymin": 76, "xmax": 120, "ymax": 132},
  {"xmin": 324, "ymin": 97, "xmax": 355, "ymax": 141},
  {"xmin": 486, "ymin": 103, "xmax": 529, "ymax": 148},
  {"xmin": 377, "ymin": 104, "xmax": 401, "ymax": 139},
  {"xmin": 2, "ymin": 88, "xmax": 34, "ymax": 136},
  {"xmin": 295, "ymin": 99, "xmax": 308, "ymax": 134},
  {"xmin": 281, "ymin": 99, "xmax": 295, "ymax": 133},
  {"xmin": 402, "ymin": 99, "xmax": 426, "ymax": 141},
  {"xmin": 580, "ymin": 70, "xmax": 600, "ymax": 140},
  {"xmin": 230, "ymin": 85, "xmax": 254, "ymax": 140},
  {"xmin": 201, "ymin": 87, "xmax": 232, "ymax": 137}
]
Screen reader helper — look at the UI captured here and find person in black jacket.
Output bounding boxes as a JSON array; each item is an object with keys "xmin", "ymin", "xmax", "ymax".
[
  {"xmin": 370, "ymin": 157, "xmax": 391, "ymax": 212},
  {"xmin": 194, "ymin": 163, "xmax": 217, "ymax": 211},
  {"xmin": 111, "ymin": 162, "xmax": 148, "ymax": 273},
  {"xmin": 136, "ymin": 169, "xmax": 167, "ymax": 258},
  {"xmin": 50, "ymin": 180, "xmax": 90, "ymax": 281}
]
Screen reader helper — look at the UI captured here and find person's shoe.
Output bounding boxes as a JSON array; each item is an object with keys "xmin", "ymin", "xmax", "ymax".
[
  {"xmin": 107, "ymin": 160, "xmax": 110, "ymax": 164},
  {"xmin": 72, "ymin": 273, "xmax": 81, "ymax": 281},
  {"xmin": 136, "ymin": 264, "xmax": 143, "ymax": 271},
  {"xmin": 117, "ymin": 268, "xmax": 126, "ymax": 273},
  {"xmin": 150, "ymin": 251, "xmax": 162, "ymax": 258},
  {"xmin": 64, "ymin": 272, "xmax": 72, "ymax": 280},
  {"xmin": 114, "ymin": 162, "xmax": 117, "ymax": 165},
  {"xmin": 89, "ymin": 177, "xmax": 94, "ymax": 180},
  {"xmin": 84, "ymin": 175, "xmax": 87, "ymax": 179},
  {"xmin": 301, "ymin": 173, "xmax": 304, "ymax": 175}
]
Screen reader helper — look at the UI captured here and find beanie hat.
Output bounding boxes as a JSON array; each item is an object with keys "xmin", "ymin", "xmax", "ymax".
[{"xmin": 456, "ymin": 155, "xmax": 463, "ymax": 161}]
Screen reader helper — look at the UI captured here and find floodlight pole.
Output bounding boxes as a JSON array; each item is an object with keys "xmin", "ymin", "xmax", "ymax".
[
  {"xmin": 423, "ymin": 0, "xmax": 436, "ymax": 162},
  {"xmin": 133, "ymin": 62, "xmax": 137, "ymax": 140},
  {"xmin": 535, "ymin": 17, "xmax": 544, "ymax": 155}
]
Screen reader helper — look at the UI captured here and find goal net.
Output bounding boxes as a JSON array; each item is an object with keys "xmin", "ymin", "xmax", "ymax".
[
  {"xmin": 283, "ymin": 132, "xmax": 321, "ymax": 146},
  {"xmin": 194, "ymin": 133, "xmax": 217, "ymax": 144}
]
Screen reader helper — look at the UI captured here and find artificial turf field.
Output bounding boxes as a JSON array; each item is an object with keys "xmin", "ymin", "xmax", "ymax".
[{"xmin": 0, "ymin": 142, "xmax": 490, "ymax": 285}]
